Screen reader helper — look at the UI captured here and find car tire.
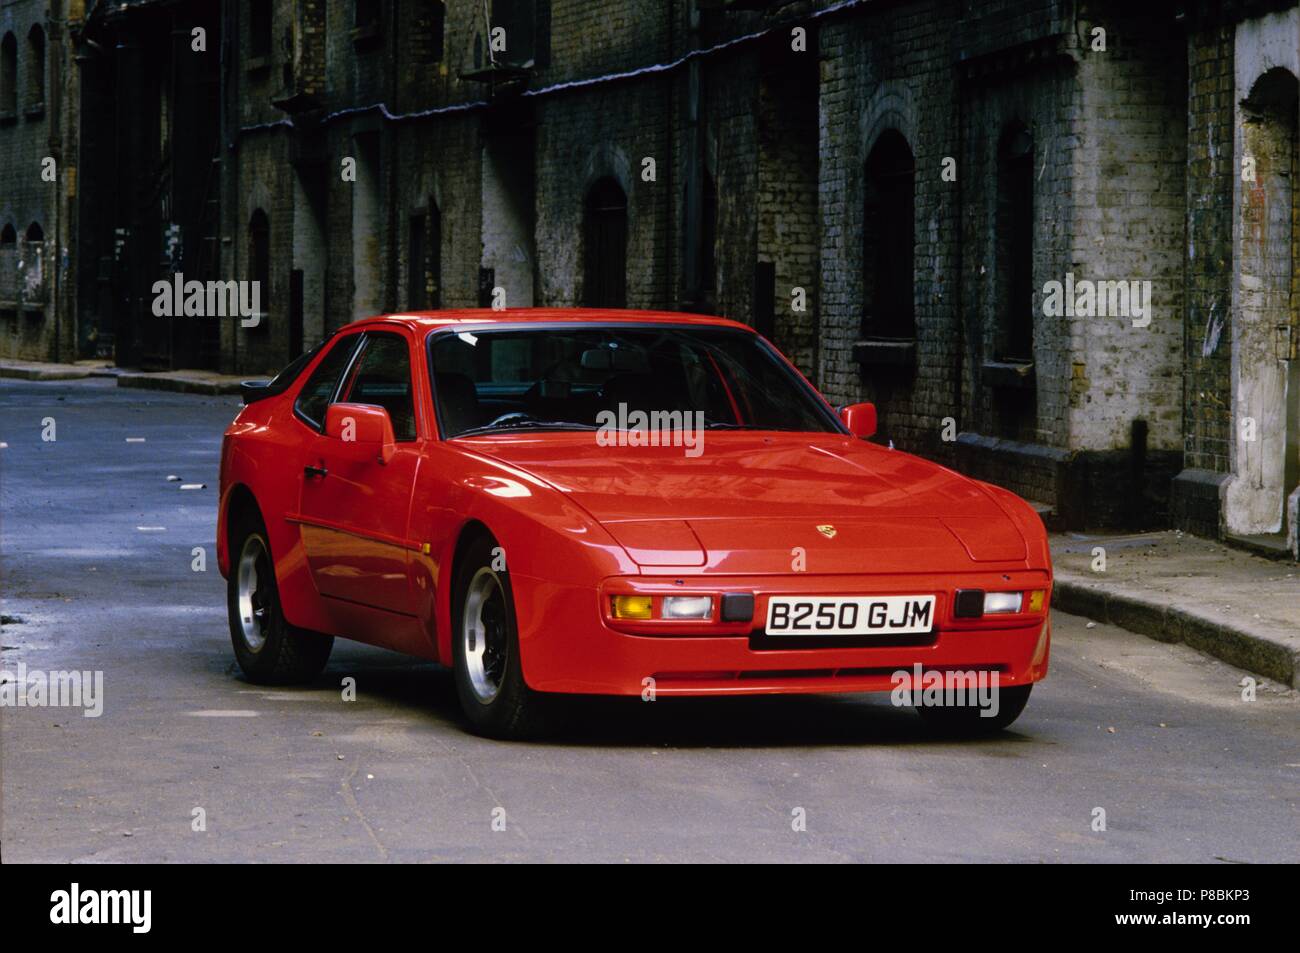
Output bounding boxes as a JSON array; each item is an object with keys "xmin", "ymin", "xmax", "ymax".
[
  {"xmin": 451, "ymin": 533, "xmax": 555, "ymax": 739},
  {"xmin": 914, "ymin": 684, "xmax": 1032, "ymax": 735},
  {"xmin": 227, "ymin": 516, "xmax": 333, "ymax": 685}
]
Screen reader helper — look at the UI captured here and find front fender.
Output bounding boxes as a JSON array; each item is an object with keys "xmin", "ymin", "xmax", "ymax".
[{"xmin": 410, "ymin": 443, "xmax": 638, "ymax": 668}]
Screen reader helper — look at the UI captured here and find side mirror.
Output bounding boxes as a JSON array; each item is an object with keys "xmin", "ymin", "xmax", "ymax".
[
  {"xmin": 325, "ymin": 403, "xmax": 396, "ymax": 465},
  {"xmin": 839, "ymin": 402, "xmax": 877, "ymax": 439}
]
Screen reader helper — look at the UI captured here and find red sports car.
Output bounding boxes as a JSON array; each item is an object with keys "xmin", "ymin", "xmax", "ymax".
[{"xmin": 218, "ymin": 309, "xmax": 1051, "ymax": 737}]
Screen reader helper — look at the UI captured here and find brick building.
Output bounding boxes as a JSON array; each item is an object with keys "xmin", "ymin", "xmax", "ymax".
[
  {"xmin": 0, "ymin": 0, "xmax": 75, "ymax": 363},
  {"xmin": 23, "ymin": 0, "xmax": 1300, "ymax": 553}
]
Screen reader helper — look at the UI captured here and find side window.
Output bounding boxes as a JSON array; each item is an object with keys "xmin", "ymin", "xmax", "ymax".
[
  {"xmin": 295, "ymin": 335, "xmax": 362, "ymax": 428},
  {"xmin": 339, "ymin": 332, "xmax": 417, "ymax": 441}
]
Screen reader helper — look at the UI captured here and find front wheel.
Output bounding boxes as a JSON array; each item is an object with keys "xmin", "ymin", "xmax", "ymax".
[
  {"xmin": 451, "ymin": 534, "xmax": 555, "ymax": 739},
  {"xmin": 227, "ymin": 522, "xmax": 333, "ymax": 684},
  {"xmin": 914, "ymin": 684, "xmax": 1032, "ymax": 735}
]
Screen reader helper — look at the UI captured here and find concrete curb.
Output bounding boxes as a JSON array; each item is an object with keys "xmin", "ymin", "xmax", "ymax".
[
  {"xmin": 0, "ymin": 364, "xmax": 91, "ymax": 381},
  {"xmin": 1053, "ymin": 571, "xmax": 1298, "ymax": 688},
  {"xmin": 116, "ymin": 373, "xmax": 244, "ymax": 396}
]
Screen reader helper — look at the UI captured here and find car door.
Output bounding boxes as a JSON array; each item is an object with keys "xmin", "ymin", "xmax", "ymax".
[{"xmin": 295, "ymin": 329, "xmax": 423, "ymax": 616}]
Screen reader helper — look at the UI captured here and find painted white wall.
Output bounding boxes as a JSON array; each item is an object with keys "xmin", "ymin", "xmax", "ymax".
[{"xmin": 1226, "ymin": 8, "xmax": 1300, "ymax": 536}]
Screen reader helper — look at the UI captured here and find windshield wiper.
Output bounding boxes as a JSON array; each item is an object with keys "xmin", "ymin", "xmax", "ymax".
[
  {"xmin": 453, "ymin": 420, "xmax": 598, "ymax": 438},
  {"xmin": 702, "ymin": 418, "xmax": 755, "ymax": 430}
]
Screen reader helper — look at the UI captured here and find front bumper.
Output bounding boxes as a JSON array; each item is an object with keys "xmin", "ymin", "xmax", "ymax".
[{"xmin": 511, "ymin": 570, "xmax": 1052, "ymax": 696}]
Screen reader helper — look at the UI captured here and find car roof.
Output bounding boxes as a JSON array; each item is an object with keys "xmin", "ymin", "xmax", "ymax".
[{"xmin": 340, "ymin": 308, "xmax": 755, "ymax": 333}]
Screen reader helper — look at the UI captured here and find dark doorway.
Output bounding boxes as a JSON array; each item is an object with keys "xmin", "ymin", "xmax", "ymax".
[
  {"xmin": 583, "ymin": 177, "xmax": 628, "ymax": 308},
  {"xmin": 862, "ymin": 130, "xmax": 916, "ymax": 341}
]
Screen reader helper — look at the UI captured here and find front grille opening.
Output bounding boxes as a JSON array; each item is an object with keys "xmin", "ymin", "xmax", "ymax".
[
  {"xmin": 651, "ymin": 664, "xmax": 1010, "ymax": 684},
  {"xmin": 748, "ymin": 630, "xmax": 939, "ymax": 651}
]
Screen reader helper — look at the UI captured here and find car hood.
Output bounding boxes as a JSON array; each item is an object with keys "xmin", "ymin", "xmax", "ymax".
[{"xmin": 463, "ymin": 432, "xmax": 1029, "ymax": 572}]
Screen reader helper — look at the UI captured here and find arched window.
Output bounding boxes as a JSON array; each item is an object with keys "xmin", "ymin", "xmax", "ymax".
[
  {"xmin": 0, "ymin": 33, "xmax": 16, "ymax": 116},
  {"xmin": 0, "ymin": 224, "xmax": 16, "ymax": 244},
  {"xmin": 862, "ymin": 130, "xmax": 916, "ymax": 339},
  {"xmin": 583, "ymin": 177, "xmax": 627, "ymax": 308},
  {"xmin": 997, "ymin": 123, "xmax": 1035, "ymax": 361},
  {"xmin": 26, "ymin": 25, "xmax": 44, "ymax": 110},
  {"xmin": 249, "ymin": 210, "xmax": 270, "ymax": 327},
  {"xmin": 25, "ymin": 222, "xmax": 43, "ymax": 243}
]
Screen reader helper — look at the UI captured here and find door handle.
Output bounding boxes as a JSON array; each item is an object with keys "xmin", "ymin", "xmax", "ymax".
[{"xmin": 304, "ymin": 464, "xmax": 328, "ymax": 479}]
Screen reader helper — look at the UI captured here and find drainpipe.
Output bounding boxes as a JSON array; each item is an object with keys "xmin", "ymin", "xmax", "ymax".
[
  {"xmin": 385, "ymin": 0, "xmax": 399, "ymax": 314},
  {"xmin": 663, "ymin": 0, "xmax": 675, "ymax": 309},
  {"xmin": 221, "ymin": 0, "xmax": 237, "ymax": 373},
  {"xmin": 682, "ymin": 0, "xmax": 702, "ymax": 309},
  {"xmin": 48, "ymin": 0, "xmax": 64, "ymax": 362}
]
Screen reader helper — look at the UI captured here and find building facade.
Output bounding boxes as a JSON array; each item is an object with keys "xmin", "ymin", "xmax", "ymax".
[
  {"xmin": 22, "ymin": 0, "xmax": 1300, "ymax": 553},
  {"xmin": 0, "ymin": 0, "xmax": 75, "ymax": 363}
]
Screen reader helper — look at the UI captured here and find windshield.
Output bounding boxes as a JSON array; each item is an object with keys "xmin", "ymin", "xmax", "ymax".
[{"xmin": 429, "ymin": 324, "xmax": 843, "ymax": 439}]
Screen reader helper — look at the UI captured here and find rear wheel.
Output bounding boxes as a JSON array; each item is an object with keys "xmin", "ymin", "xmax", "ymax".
[
  {"xmin": 451, "ymin": 534, "xmax": 554, "ymax": 739},
  {"xmin": 914, "ymin": 684, "xmax": 1032, "ymax": 735},
  {"xmin": 227, "ymin": 518, "xmax": 333, "ymax": 684}
]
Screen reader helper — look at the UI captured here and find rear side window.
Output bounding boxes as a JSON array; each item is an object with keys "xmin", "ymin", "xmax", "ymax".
[
  {"xmin": 338, "ymin": 332, "xmax": 418, "ymax": 441},
  {"xmin": 294, "ymin": 334, "xmax": 361, "ymax": 428}
]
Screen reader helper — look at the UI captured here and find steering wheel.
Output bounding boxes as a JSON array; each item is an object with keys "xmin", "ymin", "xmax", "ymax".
[{"xmin": 483, "ymin": 411, "xmax": 538, "ymax": 429}]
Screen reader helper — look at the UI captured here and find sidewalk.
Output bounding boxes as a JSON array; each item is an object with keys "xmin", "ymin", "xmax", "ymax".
[
  {"xmin": 1051, "ymin": 530, "xmax": 1299, "ymax": 688},
  {"xmin": 113, "ymin": 368, "xmax": 246, "ymax": 396},
  {"xmin": 0, "ymin": 359, "xmax": 116, "ymax": 381},
  {"xmin": 1, "ymin": 359, "xmax": 246, "ymax": 395}
]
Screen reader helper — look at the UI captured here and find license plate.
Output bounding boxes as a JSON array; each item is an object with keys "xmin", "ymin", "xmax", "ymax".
[{"xmin": 764, "ymin": 595, "xmax": 935, "ymax": 636}]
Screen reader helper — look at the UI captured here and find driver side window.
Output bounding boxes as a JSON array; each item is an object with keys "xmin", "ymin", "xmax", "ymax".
[
  {"xmin": 337, "ymin": 332, "xmax": 418, "ymax": 441},
  {"xmin": 294, "ymin": 334, "xmax": 362, "ymax": 430}
]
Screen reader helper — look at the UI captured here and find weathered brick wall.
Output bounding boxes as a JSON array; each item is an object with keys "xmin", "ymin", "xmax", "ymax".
[
  {"xmin": 395, "ymin": 115, "xmax": 482, "ymax": 311},
  {"xmin": 0, "ymin": 0, "xmax": 54, "ymax": 361},
  {"xmin": 222, "ymin": 0, "xmax": 490, "ymax": 372},
  {"xmin": 818, "ymin": 0, "xmax": 961, "ymax": 455},
  {"xmin": 534, "ymin": 0, "xmax": 677, "ymax": 311},
  {"xmin": 1182, "ymin": 21, "xmax": 1235, "ymax": 475},
  {"xmin": 1069, "ymin": 2, "xmax": 1187, "ymax": 455},
  {"xmin": 534, "ymin": 80, "xmax": 672, "ymax": 309},
  {"xmin": 228, "ymin": 133, "xmax": 294, "ymax": 376},
  {"xmin": 756, "ymin": 41, "xmax": 819, "ymax": 376},
  {"xmin": 959, "ymin": 57, "xmax": 1079, "ymax": 451}
]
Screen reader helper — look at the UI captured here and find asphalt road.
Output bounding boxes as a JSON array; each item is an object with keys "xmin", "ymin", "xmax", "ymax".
[{"xmin": 1, "ymin": 377, "xmax": 1297, "ymax": 863}]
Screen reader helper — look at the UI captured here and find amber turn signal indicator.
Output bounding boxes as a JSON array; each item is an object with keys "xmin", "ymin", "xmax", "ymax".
[{"xmin": 610, "ymin": 595, "xmax": 654, "ymax": 620}]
